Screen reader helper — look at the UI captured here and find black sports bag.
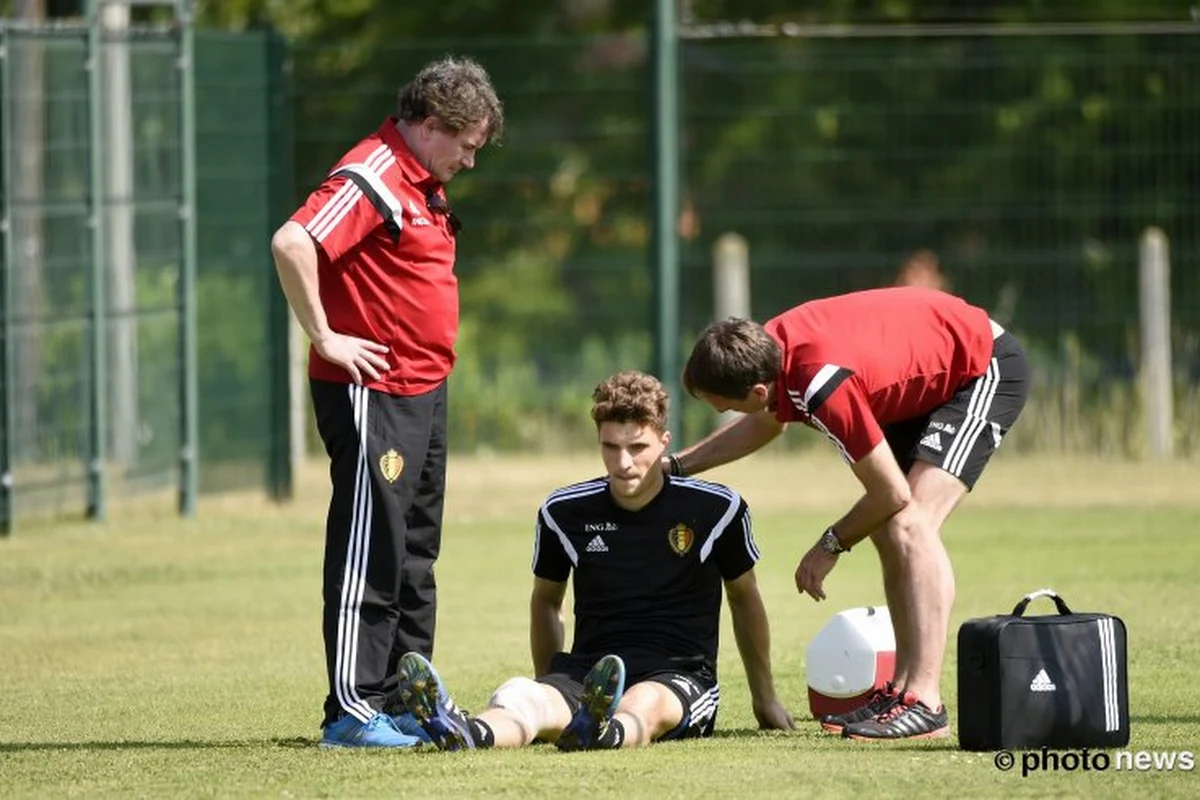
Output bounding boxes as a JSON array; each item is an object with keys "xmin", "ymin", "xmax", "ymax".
[{"xmin": 957, "ymin": 588, "xmax": 1129, "ymax": 751}]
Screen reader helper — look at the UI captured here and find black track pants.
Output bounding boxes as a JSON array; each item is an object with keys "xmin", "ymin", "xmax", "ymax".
[{"xmin": 310, "ymin": 379, "xmax": 447, "ymax": 726}]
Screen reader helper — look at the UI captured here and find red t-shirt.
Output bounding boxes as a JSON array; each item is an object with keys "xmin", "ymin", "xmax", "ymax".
[
  {"xmin": 766, "ymin": 287, "xmax": 994, "ymax": 463},
  {"xmin": 291, "ymin": 118, "xmax": 459, "ymax": 395}
]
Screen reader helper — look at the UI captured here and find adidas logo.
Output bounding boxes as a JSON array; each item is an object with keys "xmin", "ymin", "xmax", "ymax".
[
  {"xmin": 1030, "ymin": 668, "xmax": 1057, "ymax": 692},
  {"xmin": 585, "ymin": 535, "xmax": 609, "ymax": 553},
  {"xmin": 919, "ymin": 431, "xmax": 943, "ymax": 452}
]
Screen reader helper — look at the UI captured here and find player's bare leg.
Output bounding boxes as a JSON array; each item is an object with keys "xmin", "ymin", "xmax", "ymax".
[
  {"xmin": 877, "ymin": 463, "xmax": 964, "ymax": 708},
  {"xmin": 477, "ymin": 677, "xmax": 573, "ymax": 747},
  {"xmin": 845, "ymin": 463, "xmax": 962, "ymax": 740},
  {"xmin": 608, "ymin": 682, "xmax": 686, "ymax": 747},
  {"xmin": 873, "ymin": 529, "xmax": 910, "ymax": 688}
]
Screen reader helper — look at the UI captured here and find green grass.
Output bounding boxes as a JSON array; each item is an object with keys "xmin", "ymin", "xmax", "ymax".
[{"xmin": 2, "ymin": 454, "xmax": 1199, "ymax": 798}]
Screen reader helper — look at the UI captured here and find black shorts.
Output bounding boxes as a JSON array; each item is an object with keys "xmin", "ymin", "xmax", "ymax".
[
  {"xmin": 538, "ymin": 653, "xmax": 720, "ymax": 741},
  {"xmin": 884, "ymin": 330, "xmax": 1029, "ymax": 490}
]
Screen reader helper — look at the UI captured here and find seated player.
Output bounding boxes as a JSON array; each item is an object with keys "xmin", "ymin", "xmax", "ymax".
[{"xmin": 392, "ymin": 370, "xmax": 794, "ymax": 750}]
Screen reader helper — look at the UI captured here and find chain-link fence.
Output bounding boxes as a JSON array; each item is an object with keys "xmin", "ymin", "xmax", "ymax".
[
  {"xmin": 678, "ymin": 25, "xmax": 1200, "ymax": 455},
  {"xmin": 0, "ymin": 21, "xmax": 193, "ymax": 527},
  {"xmin": 193, "ymin": 28, "xmax": 291, "ymax": 497},
  {"xmin": 0, "ymin": 16, "xmax": 289, "ymax": 532},
  {"xmin": 288, "ymin": 26, "xmax": 1199, "ymax": 457},
  {"xmin": 2, "ymin": 17, "xmax": 1196, "ymax": 531},
  {"xmin": 0, "ymin": 25, "xmax": 97, "ymax": 525}
]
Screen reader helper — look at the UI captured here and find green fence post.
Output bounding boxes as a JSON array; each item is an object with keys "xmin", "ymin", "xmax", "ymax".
[
  {"xmin": 266, "ymin": 28, "xmax": 294, "ymax": 500},
  {"xmin": 652, "ymin": 0, "xmax": 681, "ymax": 441},
  {"xmin": 85, "ymin": 2, "xmax": 108, "ymax": 521},
  {"xmin": 178, "ymin": 3, "xmax": 198, "ymax": 516},
  {"xmin": 0, "ymin": 28, "xmax": 13, "ymax": 535}
]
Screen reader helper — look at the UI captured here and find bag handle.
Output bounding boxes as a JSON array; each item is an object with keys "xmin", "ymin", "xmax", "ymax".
[{"xmin": 1011, "ymin": 588, "xmax": 1074, "ymax": 617}]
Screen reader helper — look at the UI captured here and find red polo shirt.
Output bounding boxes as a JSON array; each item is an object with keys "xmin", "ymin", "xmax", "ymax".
[
  {"xmin": 291, "ymin": 117, "xmax": 458, "ymax": 395},
  {"xmin": 766, "ymin": 287, "xmax": 994, "ymax": 462}
]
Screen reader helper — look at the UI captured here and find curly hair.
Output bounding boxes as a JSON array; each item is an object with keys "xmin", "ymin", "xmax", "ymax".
[
  {"xmin": 397, "ymin": 55, "xmax": 505, "ymax": 144},
  {"xmin": 591, "ymin": 371, "xmax": 670, "ymax": 433},
  {"xmin": 683, "ymin": 318, "xmax": 781, "ymax": 399}
]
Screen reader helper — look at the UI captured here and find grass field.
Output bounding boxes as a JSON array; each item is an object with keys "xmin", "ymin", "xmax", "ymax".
[{"xmin": 2, "ymin": 451, "xmax": 1199, "ymax": 799}]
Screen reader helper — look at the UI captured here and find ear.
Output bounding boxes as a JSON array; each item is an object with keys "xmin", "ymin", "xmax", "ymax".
[
  {"xmin": 751, "ymin": 383, "xmax": 770, "ymax": 403},
  {"xmin": 661, "ymin": 429, "xmax": 672, "ymax": 449}
]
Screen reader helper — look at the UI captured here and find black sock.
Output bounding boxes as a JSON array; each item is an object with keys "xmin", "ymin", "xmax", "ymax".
[
  {"xmin": 597, "ymin": 718, "xmax": 625, "ymax": 749},
  {"xmin": 468, "ymin": 718, "xmax": 495, "ymax": 748}
]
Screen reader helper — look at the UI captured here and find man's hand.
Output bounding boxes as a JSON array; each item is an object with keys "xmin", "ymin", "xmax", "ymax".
[
  {"xmin": 753, "ymin": 698, "xmax": 796, "ymax": 731},
  {"xmin": 313, "ymin": 332, "xmax": 390, "ymax": 385},
  {"xmin": 795, "ymin": 543, "xmax": 839, "ymax": 601}
]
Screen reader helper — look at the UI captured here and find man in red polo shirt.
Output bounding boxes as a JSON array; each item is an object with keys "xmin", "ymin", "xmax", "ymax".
[
  {"xmin": 271, "ymin": 56, "xmax": 503, "ymax": 748},
  {"xmin": 670, "ymin": 287, "xmax": 1029, "ymax": 741}
]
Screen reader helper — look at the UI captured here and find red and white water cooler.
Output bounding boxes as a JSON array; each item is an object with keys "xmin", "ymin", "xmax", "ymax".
[{"xmin": 806, "ymin": 605, "xmax": 897, "ymax": 719}]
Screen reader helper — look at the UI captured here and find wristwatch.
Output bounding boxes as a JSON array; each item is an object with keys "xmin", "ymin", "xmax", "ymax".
[{"xmin": 818, "ymin": 526, "xmax": 849, "ymax": 555}]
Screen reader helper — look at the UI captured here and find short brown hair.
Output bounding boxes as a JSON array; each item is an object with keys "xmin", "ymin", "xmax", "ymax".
[
  {"xmin": 591, "ymin": 371, "xmax": 669, "ymax": 433},
  {"xmin": 397, "ymin": 55, "xmax": 505, "ymax": 144},
  {"xmin": 683, "ymin": 318, "xmax": 781, "ymax": 399}
]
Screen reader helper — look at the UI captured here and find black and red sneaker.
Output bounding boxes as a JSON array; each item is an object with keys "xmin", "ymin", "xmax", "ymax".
[
  {"xmin": 842, "ymin": 691, "xmax": 949, "ymax": 740},
  {"xmin": 819, "ymin": 682, "xmax": 899, "ymax": 734}
]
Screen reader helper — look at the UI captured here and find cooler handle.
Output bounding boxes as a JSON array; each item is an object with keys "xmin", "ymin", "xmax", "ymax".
[{"xmin": 1011, "ymin": 588, "xmax": 1073, "ymax": 617}]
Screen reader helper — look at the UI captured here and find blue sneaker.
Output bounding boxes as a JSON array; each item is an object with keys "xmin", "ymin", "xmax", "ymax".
[
  {"xmin": 555, "ymin": 654, "xmax": 626, "ymax": 751},
  {"xmin": 396, "ymin": 651, "xmax": 476, "ymax": 750},
  {"xmin": 389, "ymin": 711, "xmax": 433, "ymax": 743},
  {"xmin": 319, "ymin": 712, "xmax": 422, "ymax": 749}
]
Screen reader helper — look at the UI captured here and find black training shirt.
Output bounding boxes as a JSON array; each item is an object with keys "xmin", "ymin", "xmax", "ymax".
[{"xmin": 532, "ymin": 475, "xmax": 759, "ymax": 676}]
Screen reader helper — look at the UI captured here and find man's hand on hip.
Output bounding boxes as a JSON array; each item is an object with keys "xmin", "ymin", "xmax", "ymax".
[{"xmin": 315, "ymin": 332, "xmax": 390, "ymax": 385}]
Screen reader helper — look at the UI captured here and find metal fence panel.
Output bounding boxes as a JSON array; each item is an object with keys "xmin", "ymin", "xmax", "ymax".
[
  {"xmin": 0, "ymin": 22, "xmax": 288, "ymax": 531},
  {"xmin": 117, "ymin": 32, "xmax": 183, "ymax": 497},
  {"xmin": 1, "ymin": 29, "xmax": 96, "ymax": 523},
  {"xmin": 193, "ymin": 28, "xmax": 290, "ymax": 495}
]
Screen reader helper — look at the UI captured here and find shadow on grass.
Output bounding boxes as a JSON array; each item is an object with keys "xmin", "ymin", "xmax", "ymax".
[
  {"xmin": 0, "ymin": 737, "xmax": 320, "ymax": 753},
  {"xmin": 710, "ymin": 727, "xmax": 958, "ymax": 750},
  {"xmin": 1132, "ymin": 714, "xmax": 1200, "ymax": 725},
  {"xmin": 838, "ymin": 740, "xmax": 961, "ymax": 752},
  {"xmin": 708, "ymin": 728, "xmax": 812, "ymax": 740}
]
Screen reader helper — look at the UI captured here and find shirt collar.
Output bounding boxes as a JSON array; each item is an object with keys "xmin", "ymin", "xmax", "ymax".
[{"xmin": 378, "ymin": 116, "xmax": 440, "ymax": 191}]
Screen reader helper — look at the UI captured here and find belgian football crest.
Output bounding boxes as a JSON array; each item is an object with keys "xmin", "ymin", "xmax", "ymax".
[
  {"xmin": 379, "ymin": 448, "xmax": 404, "ymax": 483},
  {"xmin": 667, "ymin": 523, "xmax": 694, "ymax": 556}
]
